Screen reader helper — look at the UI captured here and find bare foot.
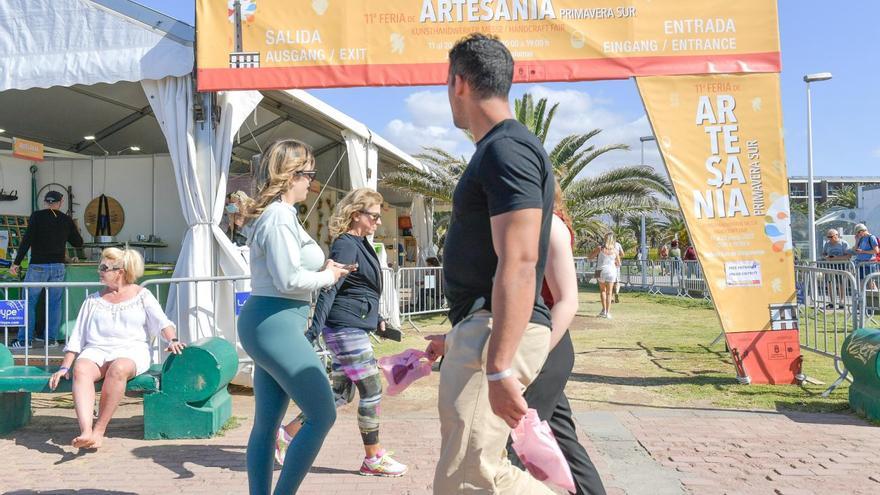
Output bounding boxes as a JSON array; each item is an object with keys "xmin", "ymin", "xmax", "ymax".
[
  {"xmin": 72, "ymin": 434, "xmax": 92, "ymax": 449},
  {"xmin": 84, "ymin": 434, "xmax": 104, "ymax": 449}
]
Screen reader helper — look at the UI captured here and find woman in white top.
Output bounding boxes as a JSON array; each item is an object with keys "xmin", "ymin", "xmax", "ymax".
[
  {"xmin": 48, "ymin": 247, "xmax": 183, "ymax": 449},
  {"xmin": 236, "ymin": 139, "xmax": 349, "ymax": 495},
  {"xmin": 590, "ymin": 232, "xmax": 622, "ymax": 319}
]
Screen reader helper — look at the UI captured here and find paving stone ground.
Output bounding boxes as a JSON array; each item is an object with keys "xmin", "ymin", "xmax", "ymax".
[{"xmin": 3, "ymin": 372, "xmax": 880, "ymax": 495}]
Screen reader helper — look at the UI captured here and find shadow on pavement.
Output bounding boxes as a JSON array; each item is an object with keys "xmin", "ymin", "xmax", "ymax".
[
  {"xmin": 568, "ymin": 371, "xmax": 736, "ymax": 387},
  {"xmin": 131, "ymin": 444, "xmax": 247, "ymax": 479},
  {"xmin": 11, "ymin": 414, "xmax": 144, "ymax": 465},
  {"xmin": 131, "ymin": 444, "xmax": 362, "ymax": 478},
  {"xmin": 309, "ymin": 465, "xmax": 361, "ymax": 475},
  {"xmin": 6, "ymin": 491, "xmax": 138, "ymax": 495}
]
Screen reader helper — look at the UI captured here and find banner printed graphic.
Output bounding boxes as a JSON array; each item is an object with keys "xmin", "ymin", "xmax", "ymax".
[
  {"xmin": 196, "ymin": 0, "xmax": 780, "ymax": 90},
  {"xmin": 637, "ymin": 73, "xmax": 796, "ymax": 335}
]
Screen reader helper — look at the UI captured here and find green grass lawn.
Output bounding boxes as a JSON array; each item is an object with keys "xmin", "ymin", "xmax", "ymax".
[{"xmin": 379, "ymin": 288, "xmax": 854, "ymax": 415}]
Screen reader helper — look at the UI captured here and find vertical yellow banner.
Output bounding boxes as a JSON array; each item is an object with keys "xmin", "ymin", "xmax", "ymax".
[{"xmin": 637, "ymin": 73, "xmax": 800, "ymax": 384}]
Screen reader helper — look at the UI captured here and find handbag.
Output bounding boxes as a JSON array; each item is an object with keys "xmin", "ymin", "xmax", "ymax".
[{"xmin": 510, "ymin": 408, "xmax": 576, "ymax": 493}]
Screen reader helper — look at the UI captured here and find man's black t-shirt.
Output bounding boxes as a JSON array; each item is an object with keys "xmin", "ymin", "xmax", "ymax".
[
  {"xmin": 13, "ymin": 209, "xmax": 84, "ymax": 265},
  {"xmin": 443, "ymin": 119, "xmax": 555, "ymax": 327}
]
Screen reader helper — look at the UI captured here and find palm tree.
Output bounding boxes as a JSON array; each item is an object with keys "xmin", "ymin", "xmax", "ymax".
[
  {"xmin": 663, "ymin": 214, "xmax": 690, "ymax": 246},
  {"xmin": 380, "ymin": 92, "xmax": 676, "ymax": 252},
  {"xmin": 380, "ymin": 147, "xmax": 467, "ymax": 203},
  {"xmin": 515, "ymin": 93, "xmax": 631, "ymax": 190},
  {"xmin": 825, "ymin": 185, "xmax": 858, "ymax": 211}
]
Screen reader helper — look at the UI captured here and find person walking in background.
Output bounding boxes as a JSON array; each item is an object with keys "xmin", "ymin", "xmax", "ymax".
[
  {"xmin": 236, "ymin": 139, "xmax": 350, "ymax": 495},
  {"xmin": 222, "ymin": 190, "xmax": 256, "ymax": 247},
  {"xmin": 590, "ymin": 233, "xmax": 621, "ymax": 319},
  {"xmin": 822, "ymin": 228, "xmax": 850, "ymax": 308},
  {"xmin": 683, "ymin": 243, "xmax": 698, "ymax": 279},
  {"xmin": 275, "ymin": 188, "xmax": 407, "ymax": 478},
  {"xmin": 669, "ymin": 239, "xmax": 682, "ymax": 282},
  {"xmin": 822, "ymin": 229, "xmax": 850, "ymax": 263},
  {"xmin": 852, "ymin": 223, "xmax": 879, "ymax": 290},
  {"xmin": 430, "ymin": 33, "xmax": 556, "ymax": 494},
  {"xmin": 612, "ymin": 238, "xmax": 624, "ymax": 303},
  {"xmin": 658, "ymin": 244, "xmax": 669, "ymax": 276},
  {"xmin": 10, "ymin": 190, "xmax": 84, "ymax": 349}
]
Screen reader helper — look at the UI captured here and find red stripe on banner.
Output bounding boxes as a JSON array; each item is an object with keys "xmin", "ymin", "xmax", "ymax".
[{"xmin": 196, "ymin": 52, "xmax": 781, "ymax": 91}]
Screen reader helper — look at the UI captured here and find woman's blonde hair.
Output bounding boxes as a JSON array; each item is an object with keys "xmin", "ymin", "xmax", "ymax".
[
  {"xmin": 228, "ymin": 190, "xmax": 255, "ymax": 214},
  {"xmin": 603, "ymin": 232, "xmax": 616, "ymax": 250},
  {"xmin": 328, "ymin": 188, "xmax": 384, "ymax": 239},
  {"xmin": 101, "ymin": 247, "xmax": 144, "ymax": 284},
  {"xmin": 250, "ymin": 139, "xmax": 315, "ymax": 218}
]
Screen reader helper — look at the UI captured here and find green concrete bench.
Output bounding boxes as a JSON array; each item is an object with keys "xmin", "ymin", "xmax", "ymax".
[
  {"xmin": 841, "ymin": 328, "xmax": 880, "ymax": 421},
  {"xmin": 0, "ymin": 337, "xmax": 238, "ymax": 439}
]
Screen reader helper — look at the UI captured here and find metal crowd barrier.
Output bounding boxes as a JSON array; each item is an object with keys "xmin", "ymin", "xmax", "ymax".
[
  {"xmin": 140, "ymin": 275, "xmax": 250, "ymax": 362},
  {"xmin": 576, "ymin": 258, "xmax": 710, "ymax": 299},
  {"xmin": 379, "ymin": 267, "xmax": 398, "ymax": 324},
  {"xmin": 396, "ymin": 266, "xmax": 447, "ymax": 320},
  {"xmin": 794, "ymin": 265, "xmax": 860, "ymax": 395},
  {"xmin": 0, "ymin": 280, "xmax": 105, "ymax": 366},
  {"xmin": 861, "ymin": 270, "xmax": 880, "ymax": 329},
  {"xmin": 680, "ymin": 261, "xmax": 711, "ymax": 300}
]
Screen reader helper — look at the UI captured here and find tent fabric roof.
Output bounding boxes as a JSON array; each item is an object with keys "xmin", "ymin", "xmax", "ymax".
[
  {"xmin": 0, "ymin": 0, "xmax": 194, "ymax": 92},
  {"xmin": 0, "ymin": 0, "xmax": 427, "ymax": 197}
]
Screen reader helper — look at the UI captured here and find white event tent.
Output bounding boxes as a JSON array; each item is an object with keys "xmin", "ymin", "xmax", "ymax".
[{"xmin": 0, "ymin": 0, "xmax": 435, "ymax": 366}]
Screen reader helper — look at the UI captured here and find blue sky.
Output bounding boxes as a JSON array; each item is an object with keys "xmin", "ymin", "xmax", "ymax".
[{"xmin": 139, "ymin": 1, "xmax": 877, "ymax": 178}]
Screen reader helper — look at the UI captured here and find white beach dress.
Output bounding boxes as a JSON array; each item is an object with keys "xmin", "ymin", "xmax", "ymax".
[
  {"xmin": 597, "ymin": 248, "xmax": 619, "ymax": 283},
  {"xmin": 64, "ymin": 288, "xmax": 175, "ymax": 375}
]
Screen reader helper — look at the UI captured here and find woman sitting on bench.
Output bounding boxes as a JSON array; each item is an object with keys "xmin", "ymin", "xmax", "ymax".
[{"xmin": 48, "ymin": 247, "xmax": 184, "ymax": 449}]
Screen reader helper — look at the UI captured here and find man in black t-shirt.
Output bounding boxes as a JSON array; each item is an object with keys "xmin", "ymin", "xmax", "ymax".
[
  {"xmin": 10, "ymin": 190, "xmax": 83, "ymax": 348},
  {"xmin": 426, "ymin": 34, "xmax": 556, "ymax": 494}
]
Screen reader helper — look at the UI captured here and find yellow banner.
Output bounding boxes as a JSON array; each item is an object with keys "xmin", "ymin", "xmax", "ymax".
[
  {"xmin": 12, "ymin": 137, "xmax": 44, "ymax": 161},
  {"xmin": 196, "ymin": 0, "xmax": 780, "ymax": 91},
  {"xmin": 637, "ymin": 73, "xmax": 795, "ymax": 335}
]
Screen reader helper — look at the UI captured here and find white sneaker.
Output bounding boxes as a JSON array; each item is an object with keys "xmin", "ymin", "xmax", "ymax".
[
  {"xmin": 360, "ymin": 450, "xmax": 408, "ymax": 477},
  {"xmin": 597, "ymin": 310, "xmax": 606, "ymax": 318},
  {"xmin": 605, "ymin": 313, "xmax": 613, "ymax": 319}
]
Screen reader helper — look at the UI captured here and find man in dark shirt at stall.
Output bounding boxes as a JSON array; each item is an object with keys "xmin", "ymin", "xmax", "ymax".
[{"xmin": 10, "ymin": 190, "xmax": 83, "ymax": 348}]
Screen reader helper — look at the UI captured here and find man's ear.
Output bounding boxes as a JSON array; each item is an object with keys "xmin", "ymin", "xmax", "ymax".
[{"xmin": 452, "ymin": 74, "xmax": 468, "ymax": 98}]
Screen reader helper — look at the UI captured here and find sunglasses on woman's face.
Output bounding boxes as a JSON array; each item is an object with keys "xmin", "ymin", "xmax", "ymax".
[
  {"xmin": 98, "ymin": 264, "xmax": 122, "ymax": 273},
  {"xmin": 294, "ymin": 170, "xmax": 317, "ymax": 182},
  {"xmin": 359, "ymin": 210, "xmax": 381, "ymax": 221}
]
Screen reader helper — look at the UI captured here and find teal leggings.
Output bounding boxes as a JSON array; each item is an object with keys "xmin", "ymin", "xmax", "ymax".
[{"xmin": 238, "ymin": 296, "xmax": 337, "ymax": 495}]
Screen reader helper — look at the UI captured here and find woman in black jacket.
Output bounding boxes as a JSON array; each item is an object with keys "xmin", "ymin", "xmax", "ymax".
[{"xmin": 274, "ymin": 188, "xmax": 408, "ymax": 477}]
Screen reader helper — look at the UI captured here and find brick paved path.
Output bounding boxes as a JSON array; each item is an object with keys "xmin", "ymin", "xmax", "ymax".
[{"xmin": 2, "ymin": 382, "xmax": 880, "ymax": 494}]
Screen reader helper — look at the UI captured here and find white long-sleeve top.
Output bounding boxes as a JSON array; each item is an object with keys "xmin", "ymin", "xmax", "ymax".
[{"xmin": 248, "ymin": 201, "xmax": 335, "ymax": 301}]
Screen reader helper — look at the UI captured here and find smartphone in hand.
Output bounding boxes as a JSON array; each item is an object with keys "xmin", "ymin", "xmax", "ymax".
[{"xmin": 342, "ymin": 262, "xmax": 358, "ymax": 272}]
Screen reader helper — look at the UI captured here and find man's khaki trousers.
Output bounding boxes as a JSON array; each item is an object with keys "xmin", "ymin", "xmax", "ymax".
[{"xmin": 433, "ymin": 310, "xmax": 554, "ymax": 494}]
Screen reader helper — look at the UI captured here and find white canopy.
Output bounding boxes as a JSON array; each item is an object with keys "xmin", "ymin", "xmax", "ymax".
[
  {"xmin": 0, "ymin": 0, "xmax": 434, "ymax": 350},
  {"xmin": 0, "ymin": 0, "xmax": 193, "ymax": 92}
]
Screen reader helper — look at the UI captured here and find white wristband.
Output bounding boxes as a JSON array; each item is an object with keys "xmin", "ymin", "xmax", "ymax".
[{"xmin": 486, "ymin": 369, "xmax": 513, "ymax": 382}]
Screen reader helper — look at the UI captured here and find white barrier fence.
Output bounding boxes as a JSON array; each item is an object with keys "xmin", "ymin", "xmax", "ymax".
[{"xmin": 3, "ymin": 261, "xmax": 878, "ymax": 370}]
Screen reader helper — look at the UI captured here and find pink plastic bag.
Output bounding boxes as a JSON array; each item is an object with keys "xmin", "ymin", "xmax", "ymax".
[
  {"xmin": 377, "ymin": 348, "xmax": 433, "ymax": 395},
  {"xmin": 511, "ymin": 408, "xmax": 576, "ymax": 493}
]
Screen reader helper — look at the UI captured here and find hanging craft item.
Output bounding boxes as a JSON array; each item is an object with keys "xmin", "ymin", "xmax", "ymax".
[{"xmin": 84, "ymin": 194, "xmax": 125, "ymax": 242}]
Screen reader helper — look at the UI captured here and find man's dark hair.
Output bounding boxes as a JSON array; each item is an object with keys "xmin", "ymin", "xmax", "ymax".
[{"xmin": 448, "ymin": 33, "xmax": 513, "ymax": 99}]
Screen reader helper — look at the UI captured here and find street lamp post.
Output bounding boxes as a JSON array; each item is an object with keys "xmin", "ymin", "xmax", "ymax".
[
  {"xmin": 640, "ymin": 135, "xmax": 656, "ymax": 287},
  {"xmin": 804, "ymin": 72, "xmax": 832, "ymax": 262}
]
